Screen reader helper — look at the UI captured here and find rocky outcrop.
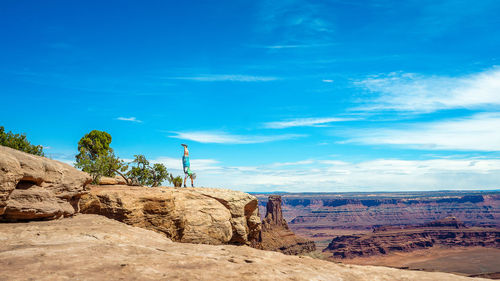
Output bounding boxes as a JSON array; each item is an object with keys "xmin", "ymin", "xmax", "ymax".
[
  {"xmin": 0, "ymin": 145, "xmax": 91, "ymax": 221},
  {"xmin": 0, "ymin": 214, "xmax": 484, "ymax": 281},
  {"xmin": 324, "ymin": 217, "xmax": 500, "ymax": 259},
  {"xmin": 79, "ymin": 185, "xmax": 261, "ymax": 245},
  {"xmin": 259, "ymin": 195, "xmax": 316, "ymax": 255}
]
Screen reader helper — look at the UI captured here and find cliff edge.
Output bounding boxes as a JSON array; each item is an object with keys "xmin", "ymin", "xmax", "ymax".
[{"xmin": 79, "ymin": 185, "xmax": 262, "ymax": 246}]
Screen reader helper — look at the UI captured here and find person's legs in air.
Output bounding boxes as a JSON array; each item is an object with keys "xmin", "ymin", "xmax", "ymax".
[{"xmin": 183, "ymin": 166, "xmax": 188, "ymax": 187}]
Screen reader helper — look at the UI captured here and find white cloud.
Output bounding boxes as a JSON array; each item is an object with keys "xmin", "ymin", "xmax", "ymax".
[
  {"xmin": 86, "ymin": 153, "xmax": 500, "ymax": 192},
  {"xmin": 169, "ymin": 131, "xmax": 304, "ymax": 144},
  {"xmin": 151, "ymin": 157, "xmax": 500, "ymax": 192},
  {"xmin": 168, "ymin": 74, "xmax": 278, "ymax": 82},
  {"xmin": 116, "ymin": 117, "xmax": 142, "ymax": 123},
  {"xmin": 345, "ymin": 112, "xmax": 500, "ymax": 151},
  {"xmin": 354, "ymin": 68, "xmax": 500, "ymax": 113},
  {"xmin": 322, "ymin": 79, "xmax": 334, "ymax": 83},
  {"xmin": 264, "ymin": 117, "xmax": 358, "ymax": 129},
  {"xmin": 256, "ymin": 43, "xmax": 335, "ymax": 49},
  {"xmin": 258, "ymin": 0, "xmax": 334, "ymax": 43},
  {"xmin": 272, "ymin": 159, "xmax": 314, "ymax": 167},
  {"xmin": 151, "ymin": 157, "xmax": 221, "ymax": 172}
]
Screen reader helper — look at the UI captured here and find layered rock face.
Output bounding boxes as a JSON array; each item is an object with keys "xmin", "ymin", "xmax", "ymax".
[
  {"xmin": 324, "ymin": 217, "xmax": 500, "ymax": 259},
  {"xmin": 259, "ymin": 195, "xmax": 316, "ymax": 255},
  {"xmin": 79, "ymin": 185, "xmax": 261, "ymax": 245},
  {"xmin": 0, "ymin": 145, "xmax": 91, "ymax": 221},
  {"xmin": 255, "ymin": 192, "xmax": 500, "ymax": 240},
  {"xmin": 0, "ymin": 214, "xmax": 482, "ymax": 281}
]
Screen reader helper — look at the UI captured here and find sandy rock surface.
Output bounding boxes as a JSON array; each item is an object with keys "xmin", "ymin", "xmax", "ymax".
[
  {"xmin": 0, "ymin": 145, "xmax": 91, "ymax": 221},
  {"xmin": 79, "ymin": 185, "xmax": 261, "ymax": 245},
  {"xmin": 98, "ymin": 175, "xmax": 127, "ymax": 185},
  {"xmin": 0, "ymin": 214, "xmax": 486, "ymax": 281}
]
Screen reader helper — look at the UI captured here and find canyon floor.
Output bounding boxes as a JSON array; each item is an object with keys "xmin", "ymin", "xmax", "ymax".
[{"xmin": 329, "ymin": 247, "xmax": 500, "ymax": 278}]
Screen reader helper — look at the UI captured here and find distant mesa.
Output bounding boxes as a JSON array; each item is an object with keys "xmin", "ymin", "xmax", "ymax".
[{"xmin": 323, "ymin": 216, "xmax": 500, "ymax": 259}]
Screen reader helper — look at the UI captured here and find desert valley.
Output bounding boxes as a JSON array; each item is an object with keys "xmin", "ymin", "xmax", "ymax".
[{"xmin": 254, "ymin": 192, "xmax": 500, "ymax": 278}]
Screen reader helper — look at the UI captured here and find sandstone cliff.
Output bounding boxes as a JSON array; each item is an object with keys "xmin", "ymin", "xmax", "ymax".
[
  {"xmin": 324, "ymin": 217, "xmax": 500, "ymax": 259},
  {"xmin": 259, "ymin": 195, "xmax": 316, "ymax": 255},
  {"xmin": 0, "ymin": 145, "xmax": 91, "ymax": 221},
  {"xmin": 79, "ymin": 185, "xmax": 261, "ymax": 245},
  {"xmin": 0, "ymin": 214, "xmax": 486, "ymax": 281}
]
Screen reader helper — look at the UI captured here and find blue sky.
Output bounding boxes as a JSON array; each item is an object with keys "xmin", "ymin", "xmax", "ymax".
[{"xmin": 1, "ymin": 0, "xmax": 500, "ymax": 192}]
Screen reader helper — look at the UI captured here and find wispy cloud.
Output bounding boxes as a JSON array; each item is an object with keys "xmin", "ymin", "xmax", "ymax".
[
  {"xmin": 116, "ymin": 117, "xmax": 142, "ymax": 123},
  {"xmin": 169, "ymin": 131, "xmax": 304, "ymax": 144},
  {"xmin": 344, "ymin": 113, "xmax": 500, "ymax": 151},
  {"xmin": 254, "ymin": 43, "xmax": 335, "ymax": 49},
  {"xmin": 354, "ymin": 68, "xmax": 500, "ymax": 113},
  {"xmin": 264, "ymin": 117, "xmax": 358, "ymax": 129},
  {"xmin": 167, "ymin": 74, "xmax": 278, "ymax": 82},
  {"xmin": 257, "ymin": 0, "xmax": 334, "ymax": 44},
  {"xmin": 322, "ymin": 79, "xmax": 334, "ymax": 83},
  {"xmin": 151, "ymin": 156, "xmax": 500, "ymax": 192},
  {"xmin": 271, "ymin": 159, "xmax": 314, "ymax": 167},
  {"xmin": 151, "ymin": 157, "xmax": 221, "ymax": 171}
]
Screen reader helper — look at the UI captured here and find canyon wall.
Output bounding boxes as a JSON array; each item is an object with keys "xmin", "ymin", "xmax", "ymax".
[{"xmin": 255, "ymin": 192, "xmax": 500, "ymax": 237}]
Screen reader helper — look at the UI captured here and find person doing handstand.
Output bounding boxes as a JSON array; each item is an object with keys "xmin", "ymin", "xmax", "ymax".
[{"xmin": 182, "ymin": 144, "xmax": 195, "ymax": 187}]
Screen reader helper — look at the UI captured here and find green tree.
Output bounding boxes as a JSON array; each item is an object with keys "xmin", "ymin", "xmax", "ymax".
[
  {"xmin": 126, "ymin": 155, "xmax": 170, "ymax": 187},
  {"xmin": 0, "ymin": 126, "xmax": 44, "ymax": 156},
  {"xmin": 151, "ymin": 163, "xmax": 169, "ymax": 187},
  {"xmin": 127, "ymin": 155, "xmax": 151, "ymax": 186},
  {"xmin": 75, "ymin": 130, "xmax": 127, "ymax": 184},
  {"xmin": 75, "ymin": 130, "xmax": 112, "ymax": 163}
]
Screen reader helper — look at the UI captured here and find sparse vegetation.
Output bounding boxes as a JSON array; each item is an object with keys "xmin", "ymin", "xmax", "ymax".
[
  {"xmin": 170, "ymin": 175, "xmax": 183, "ymax": 187},
  {"xmin": 126, "ymin": 154, "xmax": 170, "ymax": 187},
  {"xmin": 75, "ymin": 130, "xmax": 170, "ymax": 186},
  {"xmin": 0, "ymin": 126, "xmax": 44, "ymax": 156}
]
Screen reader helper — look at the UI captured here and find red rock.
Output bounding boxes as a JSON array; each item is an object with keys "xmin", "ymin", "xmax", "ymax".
[
  {"xmin": 323, "ymin": 217, "xmax": 500, "ymax": 259},
  {"xmin": 259, "ymin": 195, "xmax": 316, "ymax": 255}
]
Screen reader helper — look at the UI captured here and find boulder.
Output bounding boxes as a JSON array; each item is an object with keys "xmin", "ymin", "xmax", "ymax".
[
  {"xmin": 0, "ymin": 214, "xmax": 483, "ymax": 281},
  {"xmin": 0, "ymin": 145, "xmax": 91, "ymax": 221},
  {"xmin": 187, "ymin": 187, "xmax": 262, "ymax": 245},
  {"xmin": 98, "ymin": 175, "xmax": 127, "ymax": 185},
  {"xmin": 260, "ymin": 195, "xmax": 316, "ymax": 255},
  {"xmin": 79, "ymin": 185, "xmax": 261, "ymax": 245}
]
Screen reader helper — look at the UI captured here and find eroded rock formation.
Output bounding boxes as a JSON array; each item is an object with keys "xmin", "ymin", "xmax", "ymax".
[
  {"xmin": 0, "ymin": 145, "xmax": 91, "ymax": 221},
  {"xmin": 254, "ymin": 192, "xmax": 500, "ymax": 243},
  {"xmin": 79, "ymin": 185, "xmax": 261, "ymax": 245},
  {"xmin": 0, "ymin": 214, "xmax": 482, "ymax": 281},
  {"xmin": 324, "ymin": 217, "xmax": 500, "ymax": 259},
  {"xmin": 259, "ymin": 195, "xmax": 316, "ymax": 255}
]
